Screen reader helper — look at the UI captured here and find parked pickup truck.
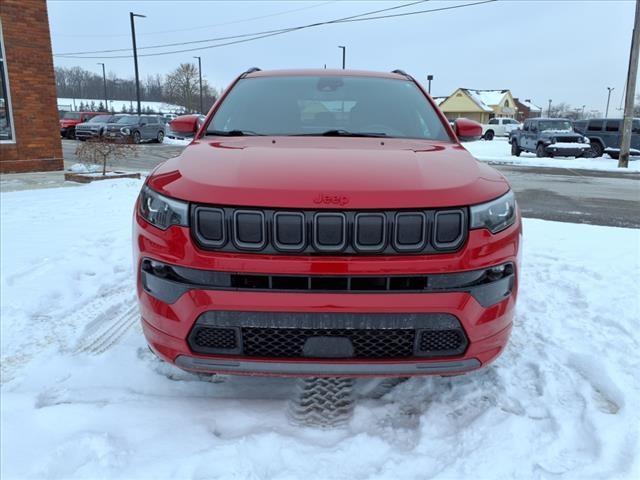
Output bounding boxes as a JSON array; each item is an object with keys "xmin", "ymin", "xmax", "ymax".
[
  {"xmin": 482, "ymin": 117, "xmax": 521, "ymax": 140},
  {"xmin": 509, "ymin": 118, "xmax": 591, "ymax": 157}
]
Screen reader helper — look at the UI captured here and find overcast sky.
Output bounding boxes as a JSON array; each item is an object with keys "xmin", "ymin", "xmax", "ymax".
[{"xmin": 48, "ymin": 0, "xmax": 636, "ymax": 114}]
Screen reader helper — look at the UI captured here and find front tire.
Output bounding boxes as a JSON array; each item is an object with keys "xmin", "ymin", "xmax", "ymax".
[
  {"xmin": 484, "ymin": 130, "xmax": 494, "ymax": 141},
  {"xmin": 590, "ymin": 141, "xmax": 604, "ymax": 158},
  {"xmin": 511, "ymin": 140, "xmax": 521, "ymax": 157},
  {"xmin": 536, "ymin": 143, "xmax": 547, "ymax": 158},
  {"xmin": 132, "ymin": 131, "xmax": 141, "ymax": 144},
  {"xmin": 156, "ymin": 130, "xmax": 164, "ymax": 143}
]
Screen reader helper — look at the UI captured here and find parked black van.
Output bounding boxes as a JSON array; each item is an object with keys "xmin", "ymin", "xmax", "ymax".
[{"xmin": 573, "ymin": 118, "xmax": 640, "ymax": 158}]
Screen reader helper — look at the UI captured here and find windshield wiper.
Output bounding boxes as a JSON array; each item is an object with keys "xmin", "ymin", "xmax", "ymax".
[
  {"xmin": 295, "ymin": 129, "xmax": 388, "ymax": 138},
  {"xmin": 206, "ymin": 129, "xmax": 264, "ymax": 136}
]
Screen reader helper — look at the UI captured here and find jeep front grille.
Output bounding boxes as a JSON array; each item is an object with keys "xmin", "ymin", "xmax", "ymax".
[{"xmin": 191, "ymin": 205, "xmax": 467, "ymax": 255}]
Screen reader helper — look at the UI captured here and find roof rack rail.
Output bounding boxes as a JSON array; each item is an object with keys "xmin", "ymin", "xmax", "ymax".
[
  {"xmin": 392, "ymin": 69, "xmax": 415, "ymax": 80},
  {"xmin": 240, "ymin": 67, "xmax": 261, "ymax": 78}
]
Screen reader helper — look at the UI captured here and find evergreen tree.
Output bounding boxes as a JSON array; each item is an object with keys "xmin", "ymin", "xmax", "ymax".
[{"xmin": 97, "ymin": 101, "xmax": 105, "ymax": 112}]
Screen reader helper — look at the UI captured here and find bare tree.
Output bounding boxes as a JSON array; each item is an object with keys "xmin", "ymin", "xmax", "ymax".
[
  {"xmin": 164, "ymin": 63, "xmax": 200, "ymax": 112},
  {"xmin": 75, "ymin": 138, "xmax": 138, "ymax": 176}
]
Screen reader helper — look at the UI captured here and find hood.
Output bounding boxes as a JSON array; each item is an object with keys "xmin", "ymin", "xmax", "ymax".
[
  {"xmin": 60, "ymin": 119, "xmax": 80, "ymax": 127},
  {"xmin": 539, "ymin": 130, "xmax": 582, "ymax": 138},
  {"xmin": 147, "ymin": 137, "xmax": 510, "ymax": 209}
]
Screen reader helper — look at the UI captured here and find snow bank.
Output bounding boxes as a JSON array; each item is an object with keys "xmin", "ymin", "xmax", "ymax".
[
  {"xmin": 464, "ymin": 138, "xmax": 640, "ymax": 172},
  {"xmin": 162, "ymin": 136, "xmax": 192, "ymax": 147},
  {"xmin": 1, "ymin": 180, "xmax": 639, "ymax": 479}
]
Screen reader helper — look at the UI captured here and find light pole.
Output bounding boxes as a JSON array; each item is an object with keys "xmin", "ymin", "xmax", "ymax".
[
  {"xmin": 193, "ymin": 56, "xmax": 203, "ymax": 114},
  {"xmin": 97, "ymin": 63, "xmax": 108, "ymax": 111},
  {"xmin": 581, "ymin": 105, "xmax": 586, "ymax": 119},
  {"xmin": 605, "ymin": 87, "xmax": 614, "ymax": 118},
  {"xmin": 338, "ymin": 45, "xmax": 346, "ymax": 69},
  {"xmin": 547, "ymin": 99, "xmax": 552, "ymax": 117},
  {"xmin": 427, "ymin": 74, "xmax": 433, "ymax": 94},
  {"xmin": 130, "ymin": 12, "xmax": 145, "ymax": 116}
]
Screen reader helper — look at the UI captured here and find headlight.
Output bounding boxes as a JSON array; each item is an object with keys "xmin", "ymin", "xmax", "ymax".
[
  {"xmin": 121, "ymin": 127, "xmax": 131, "ymax": 135},
  {"xmin": 138, "ymin": 185, "xmax": 189, "ymax": 230},
  {"xmin": 470, "ymin": 190, "xmax": 517, "ymax": 234}
]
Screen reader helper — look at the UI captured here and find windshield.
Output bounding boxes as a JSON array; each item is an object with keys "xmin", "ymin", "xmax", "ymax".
[
  {"xmin": 62, "ymin": 112, "xmax": 81, "ymax": 120},
  {"xmin": 538, "ymin": 120, "xmax": 572, "ymax": 132},
  {"xmin": 206, "ymin": 75, "xmax": 450, "ymax": 140},
  {"xmin": 87, "ymin": 115, "xmax": 112, "ymax": 123},
  {"xmin": 116, "ymin": 115, "xmax": 137, "ymax": 124}
]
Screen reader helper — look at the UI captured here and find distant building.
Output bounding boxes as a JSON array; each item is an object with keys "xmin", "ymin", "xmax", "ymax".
[
  {"xmin": 0, "ymin": 0, "xmax": 62, "ymax": 173},
  {"xmin": 514, "ymin": 98, "xmax": 542, "ymax": 122},
  {"xmin": 438, "ymin": 88, "xmax": 517, "ymax": 123}
]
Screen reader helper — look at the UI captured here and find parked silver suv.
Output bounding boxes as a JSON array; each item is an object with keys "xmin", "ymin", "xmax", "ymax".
[{"xmin": 103, "ymin": 114, "xmax": 166, "ymax": 143}]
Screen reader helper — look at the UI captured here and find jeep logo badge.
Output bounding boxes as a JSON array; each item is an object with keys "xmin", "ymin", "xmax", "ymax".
[{"xmin": 313, "ymin": 194, "xmax": 350, "ymax": 206}]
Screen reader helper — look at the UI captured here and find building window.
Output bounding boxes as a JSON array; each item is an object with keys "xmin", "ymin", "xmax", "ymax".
[{"xmin": 0, "ymin": 23, "xmax": 15, "ymax": 142}]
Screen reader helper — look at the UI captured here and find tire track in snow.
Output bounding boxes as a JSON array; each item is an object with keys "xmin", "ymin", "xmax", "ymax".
[{"xmin": 72, "ymin": 286, "xmax": 139, "ymax": 355}]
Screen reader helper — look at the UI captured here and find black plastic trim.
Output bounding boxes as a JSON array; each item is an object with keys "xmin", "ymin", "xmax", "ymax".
[
  {"xmin": 193, "ymin": 206, "xmax": 227, "ymax": 248},
  {"xmin": 140, "ymin": 259, "xmax": 515, "ymax": 308},
  {"xmin": 393, "ymin": 211, "xmax": 428, "ymax": 252},
  {"xmin": 353, "ymin": 212, "xmax": 387, "ymax": 252},
  {"xmin": 232, "ymin": 210, "xmax": 267, "ymax": 250},
  {"xmin": 272, "ymin": 211, "xmax": 306, "ymax": 252},
  {"xmin": 312, "ymin": 212, "xmax": 347, "ymax": 252},
  {"xmin": 433, "ymin": 209, "xmax": 466, "ymax": 250},
  {"xmin": 191, "ymin": 205, "xmax": 467, "ymax": 255}
]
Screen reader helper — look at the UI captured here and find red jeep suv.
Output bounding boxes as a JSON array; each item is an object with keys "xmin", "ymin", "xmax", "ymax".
[{"xmin": 134, "ymin": 69, "xmax": 521, "ymax": 377}]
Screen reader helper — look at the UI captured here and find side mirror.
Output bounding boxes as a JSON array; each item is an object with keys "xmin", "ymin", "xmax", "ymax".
[
  {"xmin": 140, "ymin": 122, "xmax": 147, "ymax": 127},
  {"xmin": 170, "ymin": 116, "xmax": 200, "ymax": 134},
  {"xmin": 453, "ymin": 118, "xmax": 482, "ymax": 141}
]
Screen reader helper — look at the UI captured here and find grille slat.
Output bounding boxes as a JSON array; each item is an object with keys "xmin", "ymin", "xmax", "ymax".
[{"xmin": 192, "ymin": 206, "xmax": 466, "ymax": 255}]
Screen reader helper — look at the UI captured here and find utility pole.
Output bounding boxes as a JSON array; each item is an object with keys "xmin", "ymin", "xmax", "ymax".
[
  {"xmin": 97, "ymin": 63, "xmax": 108, "ymax": 111},
  {"xmin": 427, "ymin": 74, "xmax": 434, "ymax": 94},
  {"xmin": 547, "ymin": 99, "xmax": 552, "ymax": 117},
  {"xmin": 338, "ymin": 45, "xmax": 346, "ymax": 69},
  {"xmin": 619, "ymin": 0, "xmax": 640, "ymax": 168},
  {"xmin": 130, "ymin": 12, "xmax": 145, "ymax": 116},
  {"xmin": 605, "ymin": 87, "xmax": 614, "ymax": 118},
  {"xmin": 193, "ymin": 56, "xmax": 203, "ymax": 114}
]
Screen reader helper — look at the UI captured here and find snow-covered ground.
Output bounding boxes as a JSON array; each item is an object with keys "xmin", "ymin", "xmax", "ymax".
[
  {"xmin": 1, "ymin": 179, "xmax": 639, "ymax": 479},
  {"xmin": 57, "ymin": 98, "xmax": 186, "ymax": 114},
  {"xmin": 464, "ymin": 138, "xmax": 640, "ymax": 172}
]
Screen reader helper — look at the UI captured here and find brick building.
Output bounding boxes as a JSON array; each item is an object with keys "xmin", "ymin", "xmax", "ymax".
[{"xmin": 0, "ymin": 0, "xmax": 63, "ymax": 173}]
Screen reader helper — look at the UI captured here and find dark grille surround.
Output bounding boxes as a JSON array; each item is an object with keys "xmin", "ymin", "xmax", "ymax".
[
  {"xmin": 192, "ymin": 205, "xmax": 467, "ymax": 254},
  {"xmin": 187, "ymin": 311, "xmax": 469, "ymax": 359}
]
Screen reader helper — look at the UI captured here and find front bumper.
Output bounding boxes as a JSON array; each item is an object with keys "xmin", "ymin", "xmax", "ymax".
[
  {"xmin": 545, "ymin": 144, "xmax": 591, "ymax": 157},
  {"xmin": 135, "ymin": 212, "xmax": 521, "ymax": 377},
  {"xmin": 75, "ymin": 129, "xmax": 100, "ymax": 139}
]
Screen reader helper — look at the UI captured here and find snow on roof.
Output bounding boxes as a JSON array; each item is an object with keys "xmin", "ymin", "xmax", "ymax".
[
  {"xmin": 432, "ymin": 96, "xmax": 447, "ymax": 106},
  {"xmin": 461, "ymin": 89, "xmax": 510, "ymax": 112},
  {"xmin": 460, "ymin": 89, "xmax": 494, "ymax": 112},
  {"xmin": 519, "ymin": 99, "xmax": 542, "ymax": 112}
]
